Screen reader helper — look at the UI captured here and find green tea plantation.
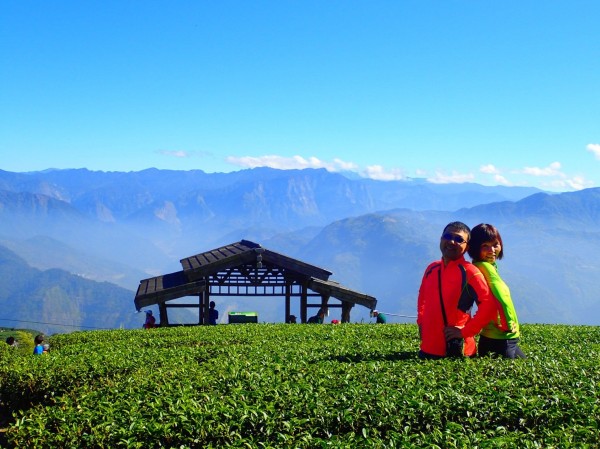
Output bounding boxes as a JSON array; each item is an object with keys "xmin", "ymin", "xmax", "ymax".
[{"xmin": 1, "ymin": 324, "xmax": 599, "ymax": 448}]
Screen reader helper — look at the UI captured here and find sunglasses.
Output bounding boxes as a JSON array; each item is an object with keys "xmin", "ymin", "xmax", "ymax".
[{"xmin": 441, "ymin": 233, "xmax": 468, "ymax": 244}]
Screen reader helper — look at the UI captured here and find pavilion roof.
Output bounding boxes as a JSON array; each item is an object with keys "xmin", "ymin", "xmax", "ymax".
[{"xmin": 134, "ymin": 239, "xmax": 376, "ymax": 312}]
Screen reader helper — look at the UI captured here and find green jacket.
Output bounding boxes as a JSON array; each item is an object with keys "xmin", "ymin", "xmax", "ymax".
[{"xmin": 475, "ymin": 261, "xmax": 520, "ymax": 340}]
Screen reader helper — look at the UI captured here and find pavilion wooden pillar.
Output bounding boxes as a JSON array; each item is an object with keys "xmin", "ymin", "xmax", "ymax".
[
  {"xmin": 285, "ymin": 282, "xmax": 291, "ymax": 322},
  {"xmin": 199, "ymin": 292, "xmax": 204, "ymax": 324},
  {"xmin": 320, "ymin": 294, "xmax": 330, "ymax": 320},
  {"xmin": 341, "ymin": 301, "xmax": 353, "ymax": 323},
  {"xmin": 300, "ymin": 284, "xmax": 308, "ymax": 323},
  {"xmin": 201, "ymin": 277, "xmax": 210, "ymax": 325},
  {"xmin": 158, "ymin": 302, "xmax": 169, "ymax": 327}
]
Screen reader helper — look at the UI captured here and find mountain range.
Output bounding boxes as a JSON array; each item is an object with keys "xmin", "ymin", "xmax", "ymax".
[{"xmin": 1, "ymin": 167, "xmax": 598, "ymax": 333}]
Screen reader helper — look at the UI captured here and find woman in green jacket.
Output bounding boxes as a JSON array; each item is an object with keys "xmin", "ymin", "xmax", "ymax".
[{"xmin": 468, "ymin": 223, "xmax": 526, "ymax": 359}]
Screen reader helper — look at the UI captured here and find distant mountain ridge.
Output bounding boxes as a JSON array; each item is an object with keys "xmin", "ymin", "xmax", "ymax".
[
  {"xmin": 461, "ymin": 188, "xmax": 600, "ymax": 228},
  {"xmin": 2, "ymin": 167, "xmax": 599, "ymax": 330},
  {"xmin": 0, "ymin": 167, "xmax": 543, "ymax": 270},
  {"xmin": 0, "ymin": 167, "xmax": 542, "ymax": 220}
]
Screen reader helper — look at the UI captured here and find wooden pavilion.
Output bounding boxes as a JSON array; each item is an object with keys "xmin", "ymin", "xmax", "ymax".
[{"xmin": 134, "ymin": 240, "xmax": 377, "ymax": 325}]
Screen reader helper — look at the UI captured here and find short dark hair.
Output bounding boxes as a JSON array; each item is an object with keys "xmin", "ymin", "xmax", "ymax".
[
  {"xmin": 467, "ymin": 223, "xmax": 504, "ymax": 261},
  {"xmin": 34, "ymin": 334, "xmax": 44, "ymax": 345},
  {"xmin": 442, "ymin": 221, "xmax": 471, "ymax": 240}
]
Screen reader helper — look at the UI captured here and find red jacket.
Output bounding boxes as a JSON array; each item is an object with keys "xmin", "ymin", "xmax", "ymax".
[{"xmin": 417, "ymin": 256, "xmax": 496, "ymax": 357}]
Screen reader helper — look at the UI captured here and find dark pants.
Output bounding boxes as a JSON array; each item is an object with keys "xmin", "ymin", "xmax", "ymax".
[
  {"xmin": 478, "ymin": 335, "xmax": 526, "ymax": 359},
  {"xmin": 418, "ymin": 349, "xmax": 476, "ymax": 360},
  {"xmin": 418, "ymin": 350, "xmax": 445, "ymax": 360}
]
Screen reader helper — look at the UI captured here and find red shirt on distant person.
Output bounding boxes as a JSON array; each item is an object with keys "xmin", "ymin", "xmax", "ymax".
[{"xmin": 143, "ymin": 310, "xmax": 156, "ymax": 328}]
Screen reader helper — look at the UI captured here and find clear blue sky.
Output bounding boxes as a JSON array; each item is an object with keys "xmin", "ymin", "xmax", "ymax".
[{"xmin": 2, "ymin": 1, "xmax": 599, "ymax": 191}]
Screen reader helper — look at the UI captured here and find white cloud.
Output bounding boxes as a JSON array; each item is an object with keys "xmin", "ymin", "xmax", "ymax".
[
  {"xmin": 493, "ymin": 174, "xmax": 512, "ymax": 186},
  {"xmin": 565, "ymin": 176, "xmax": 594, "ymax": 190},
  {"xmin": 159, "ymin": 150, "xmax": 191, "ymax": 158},
  {"xmin": 227, "ymin": 154, "xmax": 356, "ymax": 172},
  {"xmin": 224, "ymin": 154, "xmax": 594, "ymax": 191},
  {"xmin": 541, "ymin": 176, "xmax": 594, "ymax": 191},
  {"xmin": 333, "ymin": 158, "xmax": 360, "ymax": 171},
  {"xmin": 521, "ymin": 161, "xmax": 562, "ymax": 177},
  {"xmin": 427, "ymin": 171, "xmax": 475, "ymax": 184},
  {"xmin": 504, "ymin": 161, "xmax": 595, "ymax": 191},
  {"xmin": 227, "ymin": 154, "xmax": 409, "ymax": 181},
  {"xmin": 363, "ymin": 165, "xmax": 405, "ymax": 181},
  {"xmin": 587, "ymin": 143, "xmax": 600, "ymax": 159},
  {"xmin": 227, "ymin": 154, "xmax": 408, "ymax": 180},
  {"xmin": 480, "ymin": 164, "xmax": 500, "ymax": 175},
  {"xmin": 157, "ymin": 149, "xmax": 212, "ymax": 159},
  {"xmin": 479, "ymin": 164, "xmax": 511, "ymax": 186}
]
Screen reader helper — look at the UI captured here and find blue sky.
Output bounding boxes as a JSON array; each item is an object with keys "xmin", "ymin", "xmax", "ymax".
[{"xmin": 1, "ymin": 1, "xmax": 599, "ymax": 192}]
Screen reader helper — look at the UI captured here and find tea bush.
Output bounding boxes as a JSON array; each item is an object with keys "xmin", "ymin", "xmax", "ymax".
[{"xmin": 1, "ymin": 324, "xmax": 599, "ymax": 448}]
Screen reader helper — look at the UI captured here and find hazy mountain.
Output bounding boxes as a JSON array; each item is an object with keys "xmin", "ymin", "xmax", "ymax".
[
  {"xmin": 0, "ymin": 167, "xmax": 542, "ymax": 272},
  {"xmin": 3, "ymin": 167, "xmax": 599, "ymax": 330},
  {"xmin": 0, "ymin": 189, "xmax": 177, "ymax": 278},
  {"xmin": 0, "ymin": 245, "xmax": 142, "ymax": 335},
  {"xmin": 0, "ymin": 235, "xmax": 147, "ymax": 289},
  {"xmin": 267, "ymin": 188, "xmax": 600, "ymax": 325}
]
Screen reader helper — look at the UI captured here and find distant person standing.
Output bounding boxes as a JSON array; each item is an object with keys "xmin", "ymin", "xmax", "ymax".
[
  {"xmin": 33, "ymin": 334, "xmax": 46, "ymax": 355},
  {"xmin": 5, "ymin": 336, "xmax": 17, "ymax": 347},
  {"xmin": 143, "ymin": 310, "xmax": 156, "ymax": 329},
  {"xmin": 209, "ymin": 301, "xmax": 219, "ymax": 325},
  {"xmin": 372, "ymin": 310, "xmax": 387, "ymax": 324}
]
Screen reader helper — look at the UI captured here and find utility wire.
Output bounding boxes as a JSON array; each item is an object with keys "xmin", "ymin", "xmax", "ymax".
[
  {"xmin": 376, "ymin": 312, "xmax": 417, "ymax": 319},
  {"xmin": 0, "ymin": 317, "xmax": 113, "ymax": 331},
  {"xmin": 2, "ymin": 314, "xmax": 417, "ymax": 330}
]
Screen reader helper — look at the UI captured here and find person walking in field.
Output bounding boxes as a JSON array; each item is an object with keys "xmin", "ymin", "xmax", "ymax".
[
  {"xmin": 417, "ymin": 221, "xmax": 497, "ymax": 358},
  {"xmin": 209, "ymin": 301, "xmax": 219, "ymax": 325},
  {"xmin": 447, "ymin": 223, "xmax": 525, "ymax": 359}
]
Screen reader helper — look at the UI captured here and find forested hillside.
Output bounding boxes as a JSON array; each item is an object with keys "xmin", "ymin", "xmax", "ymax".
[{"xmin": 0, "ymin": 246, "xmax": 141, "ymax": 334}]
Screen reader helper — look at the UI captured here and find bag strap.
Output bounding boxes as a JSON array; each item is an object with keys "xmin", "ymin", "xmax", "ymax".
[
  {"xmin": 438, "ymin": 268, "xmax": 448, "ymax": 326},
  {"xmin": 439, "ymin": 264, "xmax": 470, "ymax": 326}
]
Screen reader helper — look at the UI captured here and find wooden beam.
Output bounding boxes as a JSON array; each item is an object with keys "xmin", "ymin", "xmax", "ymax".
[
  {"xmin": 134, "ymin": 280, "xmax": 206, "ymax": 310},
  {"xmin": 308, "ymin": 278, "xmax": 376, "ymax": 310},
  {"xmin": 184, "ymin": 252, "xmax": 256, "ymax": 281},
  {"xmin": 262, "ymin": 250, "xmax": 331, "ymax": 281},
  {"xmin": 164, "ymin": 303, "xmax": 201, "ymax": 308}
]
